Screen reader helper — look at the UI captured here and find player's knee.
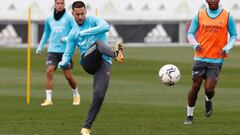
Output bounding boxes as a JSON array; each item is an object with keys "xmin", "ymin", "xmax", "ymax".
[
  {"xmin": 205, "ymin": 90, "xmax": 215, "ymax": 99},
  {"xmin": 46, "ymin": 68, "xmax": 55, "ymax": 75},
  {"xmin": 46, "ymin": 71, "xmax": 54, "ymax": 78}
]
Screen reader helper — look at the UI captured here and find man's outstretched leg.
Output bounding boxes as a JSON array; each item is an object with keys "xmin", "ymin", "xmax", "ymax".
[{"xmin": 96, "ymin": 40, "xmax": 124, "ymax": 63}]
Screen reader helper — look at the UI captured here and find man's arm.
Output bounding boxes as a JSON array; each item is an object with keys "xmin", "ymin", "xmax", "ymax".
[
  {"xmin": 59, "ymin": 26, "xmax": 78, "ymax": 68},
  {"xmin": 187, "ymin": 15, "xmax": 200, "ymax": 50},
  {"xmin": 79, "ymin": 16, "xmax": 110, "ymax": 37},
  {"xmin": 223, "ymin": 14, "xmax": 238, "ymax": 54},
  {"xmin": 36, "ymin": 20, "xmax": 51, "ymax": 54}
]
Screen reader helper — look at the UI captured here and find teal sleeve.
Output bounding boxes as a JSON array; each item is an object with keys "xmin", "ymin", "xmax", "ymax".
[
  {"xmin": 38, "ymin": 20, "xmax": 51, "ymax": 50},
  {"xmin": 62, "ymin": 27, "xmax": 77, "ymax": 63},
  {"xmin": 223, "ymin": 14, "xmax": 238, "ymax": 54},
  {"xmin": 187, "ymin": 15, "xmax": 199, "ymax": 50},
  {"xmin": 79, "ymin": 16, "xmax": 110, "ymax": 36}
]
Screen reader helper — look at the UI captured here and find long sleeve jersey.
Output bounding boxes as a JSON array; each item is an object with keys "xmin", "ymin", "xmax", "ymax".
[
  {"xmin": 188, "ymin": 7, "xmax": 237, "ymax": 63},
  {"xmin": 37, "ymin": 12, "xmax": 75, "ymax": 53},
  {"xmin": 62, "ymin": 15, "xmax": 111, "ymax": 64}
]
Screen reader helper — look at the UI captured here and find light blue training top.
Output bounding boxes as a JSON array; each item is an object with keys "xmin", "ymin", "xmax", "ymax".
[
  {"xmin": 62, "ymin": 15, "xmax": 111, "ymax": 64},
  {"xmin": 37, "ymin": 12, "xmax": 75, "ymax": 53},
  {"xmin": 188, "ymin": 7, "xmax": 238, "ymax": 64}
]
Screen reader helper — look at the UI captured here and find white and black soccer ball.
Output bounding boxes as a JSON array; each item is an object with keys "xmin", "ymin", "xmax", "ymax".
[{"xmin": 158, "ymin": 64, "xmax": 180, "ymax": 86}]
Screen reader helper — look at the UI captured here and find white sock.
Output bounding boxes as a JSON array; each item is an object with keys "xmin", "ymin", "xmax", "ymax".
[
  {"xmin": 72, "ymin": 87, "xmax": 80, "ymax": 96},
  {"xmin": 205, "ymin": 95, "xmax": 211, "ymax": 101},
  {"xmin": 46, "ymin": 90, "xmax": 52, "ymax": 101},
  {"xmin": 187, "ymin": 105, "xmax": 195, "ymax": 116}
]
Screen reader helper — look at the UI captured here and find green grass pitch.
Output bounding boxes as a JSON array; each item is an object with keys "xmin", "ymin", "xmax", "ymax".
[{"xmin": 0, "ymin": 46, "xmax": 240, "ymax": 135}]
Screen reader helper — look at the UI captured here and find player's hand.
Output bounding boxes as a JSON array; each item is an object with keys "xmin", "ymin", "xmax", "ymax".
[
  {"xmin": 58, "ymin": 61, "xmax": 70, "ymax": 69},
  {"xmin": 221, "ymin": 50, "xmax": 227, "ymax": 57},
  {"xmin": 36, "ymin": 48, "xmax": 42, "ymax": 55}
]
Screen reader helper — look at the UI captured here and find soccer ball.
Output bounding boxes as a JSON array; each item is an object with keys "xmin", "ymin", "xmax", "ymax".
[{"xmin": 158, "ymin": 64, "xmax": 180, "ymax": 86}]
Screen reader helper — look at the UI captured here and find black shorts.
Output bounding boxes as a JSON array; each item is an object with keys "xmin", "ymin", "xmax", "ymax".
[
  {"xmin": 192, "ymin": 60, "xmax": 222, "ymax": 79},
  {"xmin": 46, "ymin": 52, "xmax": 73, "ymax": 69},
  {"xmin": 81, "ymin": 44, "xmax": 102, "ymax": 75}
]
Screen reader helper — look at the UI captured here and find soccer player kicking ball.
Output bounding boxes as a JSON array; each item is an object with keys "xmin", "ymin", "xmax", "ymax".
[
  {"xmin": 184, "ymin": 0, "xmax": 237, "ymax": 125},
  {"xmin": 36, "ymin": 0, "xmax": 80, "ymax": 106},
  {"xmin": 58, "ymin": 1, "xmax": 124, "ymax": 135}
]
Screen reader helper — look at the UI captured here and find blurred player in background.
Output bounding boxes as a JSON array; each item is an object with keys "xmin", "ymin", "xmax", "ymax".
[
  {"xmin": 184, "ymin": 0, "xmax": 237, "ymax": 124},
  {"xmin": 36, "ymin": 0, "xmax": 80, "ymax": 106},
  {"xmin": 58, "ymin": 1, "xmax": 123, "ymax": 135}
]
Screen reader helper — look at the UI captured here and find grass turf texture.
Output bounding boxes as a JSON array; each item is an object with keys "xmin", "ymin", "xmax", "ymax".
[{"xmin": 0, "ymin": 47, "xmax": 240, "ymax": 135}]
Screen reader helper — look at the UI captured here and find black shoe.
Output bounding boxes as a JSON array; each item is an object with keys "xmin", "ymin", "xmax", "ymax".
[
  {"xmin": 205, "ymin": 100, "xmax": 213, "ymax": 117},
  {"xmin": 183, "ymin": 116, "xmax": 193, "ymax": 125}
]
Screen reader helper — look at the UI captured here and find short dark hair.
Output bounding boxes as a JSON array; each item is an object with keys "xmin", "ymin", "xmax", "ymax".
[{"xmin": 72, "ymin": 1, "xmax": 86, "ymax": 10}]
